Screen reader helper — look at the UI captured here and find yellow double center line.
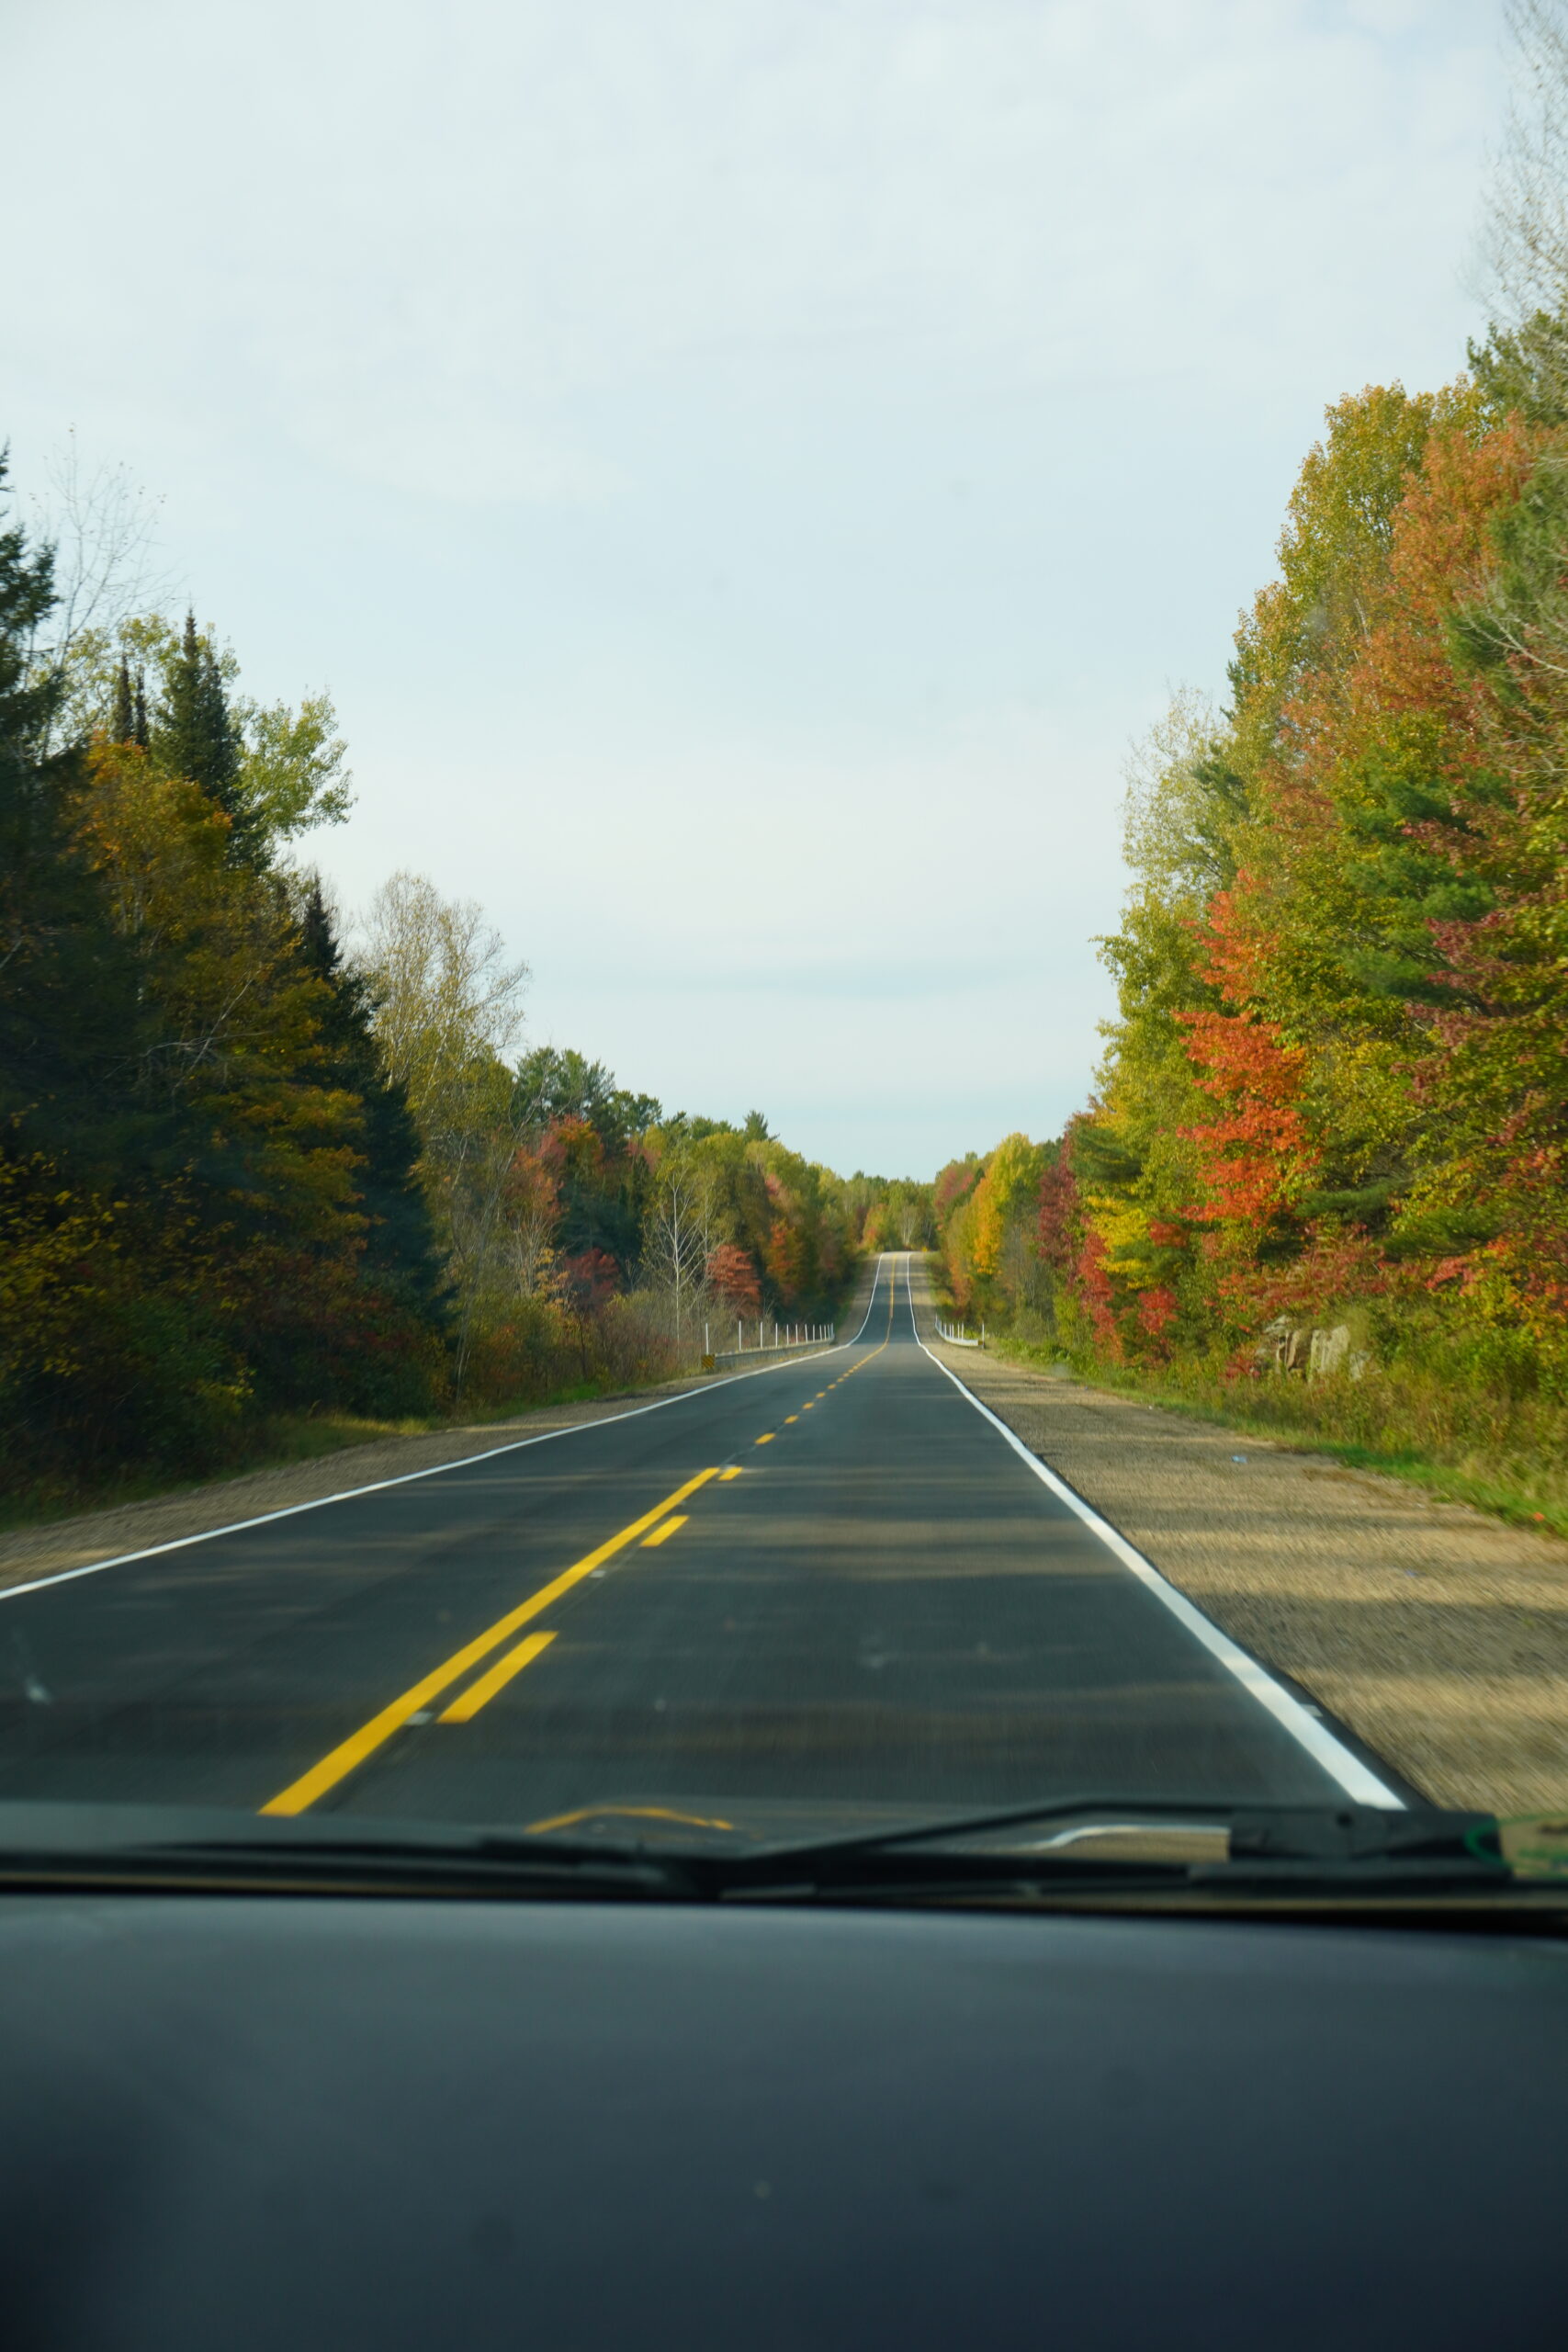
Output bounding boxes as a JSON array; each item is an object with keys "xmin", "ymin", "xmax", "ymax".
[
  {"xmin": 260, "ymin": 1466, "xmax": 720, "ymax": 1818},
  {"xmin": 262, "ymin": 1265, "xmax": 902, "ymax": 1818}
]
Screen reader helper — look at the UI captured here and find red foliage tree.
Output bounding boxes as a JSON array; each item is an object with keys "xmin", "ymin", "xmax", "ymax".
[
  {"xmin": 764, "ymin": 1216, "xmax": 807, "ymax": 1304},
  {"xmin": 706, "ymin": 1242, "xmax": 761, "ymax": 1317},
  {"xmin": 1036, "ymin": 1143, "xmax": 1079, "ymax": 1272},
  {"xmin": 559, "ymin": 1248, "xmax": 619, "ymax": 1312}
]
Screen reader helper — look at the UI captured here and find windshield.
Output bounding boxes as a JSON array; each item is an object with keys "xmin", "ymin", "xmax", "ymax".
[{"xmin": 3, "ymin": 4, "xmax": 1566, "ymax": 1887}]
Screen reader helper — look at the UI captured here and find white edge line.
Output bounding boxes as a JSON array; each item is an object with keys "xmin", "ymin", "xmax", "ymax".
[
  {"xmin": 0, "ymin": 1261, "xmax": 892, "ymax": 1607},
  {"xmin": 899, "ymin": 1257, "xmax": 1404, "ymax": 1811}
]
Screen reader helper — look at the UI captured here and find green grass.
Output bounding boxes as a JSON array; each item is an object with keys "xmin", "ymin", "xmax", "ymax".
[{"xmin": 990, "ymin": 1334, "xmax": 1568, "ymax": 1545}]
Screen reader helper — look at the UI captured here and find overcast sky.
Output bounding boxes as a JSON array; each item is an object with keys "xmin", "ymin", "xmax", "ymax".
[{"xmin": 5, "ymin": 0, "xmax": 1506, "ymax": 1176}]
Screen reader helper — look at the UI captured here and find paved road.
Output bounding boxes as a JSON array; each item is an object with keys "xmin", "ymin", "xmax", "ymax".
[{"xmin": 0, "ymin": 1258, "xmax": 1399, "ymax": 1831}]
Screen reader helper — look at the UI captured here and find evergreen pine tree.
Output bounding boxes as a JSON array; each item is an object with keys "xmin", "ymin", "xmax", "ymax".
[
  {"xmin": 151, "ymin": 610, "xmax": 256, "ymax": 861},
  {"xmin": 132, "ymin": 667, "xmax": 148, "ymax": 749},
  {"xmin": 297, "ymin": 881, "xmax": 449, "ymax": 1403},
  {"xmin": 111, "ymin": 655, "xmax": 134, "ymax": 743}
]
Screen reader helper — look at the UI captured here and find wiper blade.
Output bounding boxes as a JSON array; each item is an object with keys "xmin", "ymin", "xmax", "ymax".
[
  {"xmin": 1, "ymin": 1801, "xmax": 1562, "ymax": 1916},
  {"xmin": 722, "ymin": 1796, "xmax": 1498, "ymax": 1867},
  {"xmin": 700, "ymin": 1800, "xmax": 1548, "ymax": 1905},
  {"xmin": 0, "ymin": 1804, "xmax": 698, "ymax": 1901},
  {"xmin": 142, "ymin": 1833, "xmax": 691, "ymax": 1898}
]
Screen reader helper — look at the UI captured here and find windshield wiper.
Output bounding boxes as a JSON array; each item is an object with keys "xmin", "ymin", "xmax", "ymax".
[
  {"xmin": 0, "ymin": 1804, "xmax": 701, "ymax": 1902},
  {"xmin": 0, "ymin": 1800, "xmax": 1562, "ymax": 1918},
  {"xmin": 697, "ymin": 1801, "xmax": 1568, "ymax": 1914},
  {"xmin": 734, "ymin": 1797, "xmax": 1500, "ymax": 1869}
]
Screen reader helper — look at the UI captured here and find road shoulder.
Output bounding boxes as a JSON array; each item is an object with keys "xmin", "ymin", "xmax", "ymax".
[{"xmin": 908, "ymin": 1276, "xmax": 1568, "ymax": 1814}]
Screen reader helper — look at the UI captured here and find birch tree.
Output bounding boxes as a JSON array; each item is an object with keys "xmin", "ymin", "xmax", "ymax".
[
  {"xmin": 644, "ymin": 1159, "xmax": 719, "ymax": 1356},
  {"xmin": 361, "ymin": 870, "xmax": 530, "ymax": 1387}
]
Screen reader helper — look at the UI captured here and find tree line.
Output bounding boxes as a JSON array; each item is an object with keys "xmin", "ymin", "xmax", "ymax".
[
  {"xmin": 930, "ymin": 13, "xmax": 1568, "ymax": 1506},
  {"xmin": 936, "ymin": 359, "xmax": 1567, "ymax": 1461},
  {"xmin": 0, "ymin": 467, "xmax": 873, "ymax": 1503}
]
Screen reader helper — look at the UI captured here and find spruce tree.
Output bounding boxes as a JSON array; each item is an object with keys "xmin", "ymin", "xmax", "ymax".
[
  {"xmin": 297, "ymin": 882, "xmax": 449, "ymax": 1403},
  {"xmin": 111, "ymin": 655, "xmax": 134, "ymax": 743},
  {"xmin": 151, "ymin": 610, "xmax": 255, "ymax": 860}
]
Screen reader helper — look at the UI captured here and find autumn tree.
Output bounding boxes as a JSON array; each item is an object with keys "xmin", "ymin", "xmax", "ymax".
[
  {"xmin": 644, "ymin": 1158, "xmax": 716, "ymax": 1351},
  {"xmin": 361, "ymin": 868, "xmax": 529, "ymax": 1390},
  {"xmin": 706, "ymin": 1241, "xmax": 761, "ymax": 1319}
]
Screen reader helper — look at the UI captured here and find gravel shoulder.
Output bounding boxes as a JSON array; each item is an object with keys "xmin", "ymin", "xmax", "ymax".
[{"xmin": 908, "ymin": 1265, "xmax": 1568, "ymax": 1815}]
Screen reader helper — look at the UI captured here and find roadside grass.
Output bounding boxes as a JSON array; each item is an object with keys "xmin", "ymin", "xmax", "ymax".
[{"xmin": 990, "ymin": 1335, "xmax": 1568, "ymax": 1545}]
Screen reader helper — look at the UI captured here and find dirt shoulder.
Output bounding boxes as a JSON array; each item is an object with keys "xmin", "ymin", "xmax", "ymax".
[{"xmin": 908, "ymin": 1267, "xmax": 1568, "ymax": 1815}]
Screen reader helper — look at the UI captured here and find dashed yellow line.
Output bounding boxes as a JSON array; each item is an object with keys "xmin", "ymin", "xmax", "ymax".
[
  {"xmin": 259, "ymin": 1465, "xmax": 720, "ymax": 1816},
  {"xmin": 749, "ymin": 1258, "xmax": 896, "ymax": 1444},
  {"xmin": 263, "ymin": 1262, "xmax": 905, "ymax": 1816}
]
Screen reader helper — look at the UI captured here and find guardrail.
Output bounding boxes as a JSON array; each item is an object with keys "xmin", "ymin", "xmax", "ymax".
[
  {"xmin": 934, "ymin": 1318, "xmax": 984, "ymax": 1348},
  {"xmin": 705, "ymin": 1324, "xmax": 837, "ymax": 1371}
]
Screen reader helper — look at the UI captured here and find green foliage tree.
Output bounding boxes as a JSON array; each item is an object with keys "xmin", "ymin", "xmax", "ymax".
[
  {"xmin": 0, "ymin": 455, "xmax": 447, "ymax": 1489},
  {"xmin": 0, "ymin": 444, "xmax": 863, "ymax": 1482},
  {"xmin": 151, "ymin": 609, "xmax": 253, "ymax": 856},
  {"xmin": 296, "ymin": 880, "xmax": 449, "ymax": 1409},
  {"xmin": 62, "ymin": 609, "xmax": 353, "ymax": 853},
  {"xmin": 239, "ymin": 692, "xmax": 354, "ymax": 840}
]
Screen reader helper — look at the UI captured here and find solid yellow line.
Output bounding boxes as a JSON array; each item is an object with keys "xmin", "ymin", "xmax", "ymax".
[
  {"xmin": 719, "ymin": 1467, "xmax": 743, "ymax": 1481},
  {"xmin": 640, "ymin": 1512, "xmax": 687, "ymax": 1548},
  {"xmin": 259, "ymin": 1465, "xmax": 720, "ymax": 1816},
  {"xmin": 438, "ymin": 1631, "xmax": 556, "ymax": 1724}
]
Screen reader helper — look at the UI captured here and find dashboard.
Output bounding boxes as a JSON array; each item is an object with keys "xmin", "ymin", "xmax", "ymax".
[{"xmin": 3, "ymin": 1891, "xmax": 1564, "ymax": 2347}]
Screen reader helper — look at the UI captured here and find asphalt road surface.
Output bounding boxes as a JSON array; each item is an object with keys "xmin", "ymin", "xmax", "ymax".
[{"xmin": 0, "ymin": 1258, "xmax": 1402, "ymax": 1830}]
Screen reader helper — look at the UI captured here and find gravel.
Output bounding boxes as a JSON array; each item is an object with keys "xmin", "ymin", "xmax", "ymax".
[{"xmin": 916, "ymin": 1305, "xmax": 1568, "ymax": 1813}]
